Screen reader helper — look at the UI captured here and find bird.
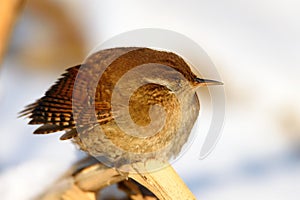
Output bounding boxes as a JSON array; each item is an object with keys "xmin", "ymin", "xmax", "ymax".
[{"xmin": 20, "ymin": 47, "xmax": 222, "ymax": 167}]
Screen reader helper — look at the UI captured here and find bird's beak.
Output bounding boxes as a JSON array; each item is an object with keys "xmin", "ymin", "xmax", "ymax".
[{"xmin": 194, "ymin": 77, "xmax": 223, "ymax": 87}]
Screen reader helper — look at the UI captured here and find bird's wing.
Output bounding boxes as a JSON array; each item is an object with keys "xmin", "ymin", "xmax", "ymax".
[
  {"xmin": 20, "ymin": 47, "xmax": 148, "ymax": 139},
  {"xmin": 20, "ymin": 65, "xmax": 113, "ymax": 139}
]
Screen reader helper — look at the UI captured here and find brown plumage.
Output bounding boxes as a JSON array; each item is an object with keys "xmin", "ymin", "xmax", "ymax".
[
  {"xmin": 20, "ymin": 66, "xmax": 79, "ymax": 137},
  {"xmin": 21, "ymin": 47, "xmax": 222, "ymax": 165}
]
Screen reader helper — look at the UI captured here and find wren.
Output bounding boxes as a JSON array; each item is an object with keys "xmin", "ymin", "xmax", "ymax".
[{"xmin": 21, "ymin": 47, "xmax": 222, "ymax": 166}]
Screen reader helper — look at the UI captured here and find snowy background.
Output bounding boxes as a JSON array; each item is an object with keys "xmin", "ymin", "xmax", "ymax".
[{"xmin": 0, "ymin": 0, "xmax": 300, "ymax": 199}]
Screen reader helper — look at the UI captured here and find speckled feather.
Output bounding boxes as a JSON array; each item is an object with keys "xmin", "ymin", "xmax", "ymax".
[{"xmin": 21, "ymin": 47, "xmax": 201, "ymax": 162}]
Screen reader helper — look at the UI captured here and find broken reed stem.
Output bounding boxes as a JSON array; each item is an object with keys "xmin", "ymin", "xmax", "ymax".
[
  {"xmin": 0, "ymin": 0, "xmax": 26, "ymax": 64},
  {"xmin": 38, "ymin": 157, "xmax": 196, "ymax": 200},
  {"xmin": 128, "ymin": 160, "xmax": 196, "ymax": 200}
]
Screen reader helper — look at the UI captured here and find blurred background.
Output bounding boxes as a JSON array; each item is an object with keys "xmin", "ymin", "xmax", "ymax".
[{"xmin": 0, "ymin": 0, "xmax": 299, "ymax": 199}]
